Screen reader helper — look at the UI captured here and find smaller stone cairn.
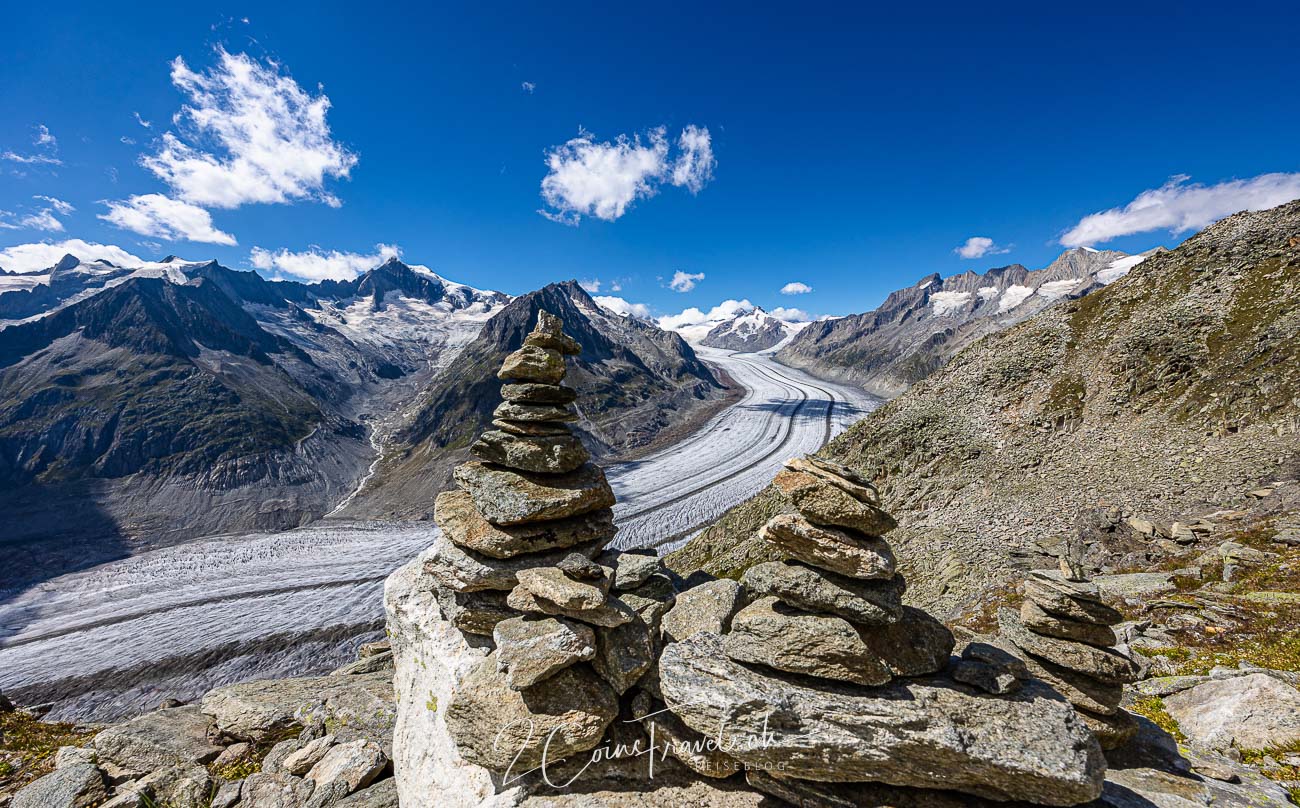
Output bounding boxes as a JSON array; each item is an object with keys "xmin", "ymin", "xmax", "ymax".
[
  {"xmin": 426, "ymin": 310, "xmax": 672, "ymax": 773},
  {"xmin": 728, "ymin": 455, "xmax": 955, "ymax": 686},
  {"xmin": 997, "ymin": 551, "xmax": 1143, "ymax": 749}
]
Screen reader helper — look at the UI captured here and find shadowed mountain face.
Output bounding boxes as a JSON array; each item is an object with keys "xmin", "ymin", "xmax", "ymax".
[
  {"xmin": 776, "ymin": 247, "xmax": 1152, "ymax": 397},
  {"xmin": 352, "ymin": 281, "xmax": 729, "ymax": 518},
  {"xmin": 671, "ymin": 202, "xmax": 1300, "ymax": 614}
]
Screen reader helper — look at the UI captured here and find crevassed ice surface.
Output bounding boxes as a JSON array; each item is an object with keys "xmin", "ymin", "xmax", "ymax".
[{"xmin": 0, "ymin": 350, "xmax": 877, "ymax": 721}]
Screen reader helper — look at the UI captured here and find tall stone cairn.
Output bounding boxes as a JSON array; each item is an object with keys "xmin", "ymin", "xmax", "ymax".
[
  {"xmin": 996, "ymin": 559, "xmax": 1143, "ymax": 750},
  {"xmin": 424, "ymin": 310, "xmax": 672, "ymax": 773},
  {"xmin": 729, "ymin": 455, "xmax": 955, "ymax": 685}
]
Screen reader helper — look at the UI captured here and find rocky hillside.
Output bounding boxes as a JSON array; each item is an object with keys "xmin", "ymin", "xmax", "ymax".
[
  {"xmin": 777, "ymin": 246, "xmax": 1154, "ymax": 397},
  {"xmin": 352, "ymin": 281, "xmax": 729, "ymax": 518},
  {"xmin": 671, "ymin": 201, "xmax": 1300, "ymax": 616}
]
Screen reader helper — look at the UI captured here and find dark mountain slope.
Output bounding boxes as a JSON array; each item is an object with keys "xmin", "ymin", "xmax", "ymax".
[
  {"xmin": 776, "ymin": 247, "xmax": 1145, "ymax": 397},
  {"xmin": 670, "ymin": 202, "xmax": 1300, "ymax": 616},
  {"xmin": 353, "ymin": 281, "xmax": 728, "ymax": 517}
]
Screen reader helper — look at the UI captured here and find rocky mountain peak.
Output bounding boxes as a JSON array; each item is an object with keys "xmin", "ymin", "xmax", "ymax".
[{"xmin": 53, "ymin": 254, "xmax": 81, "ymax": 272}]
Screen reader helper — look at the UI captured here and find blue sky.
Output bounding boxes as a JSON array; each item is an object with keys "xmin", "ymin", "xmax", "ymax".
[{"xmin": 2, "ymin": 1, "xmax": 1298, "ymax": 321}]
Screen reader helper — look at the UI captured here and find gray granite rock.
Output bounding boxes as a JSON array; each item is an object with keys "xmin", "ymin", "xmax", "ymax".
[
  {"xmin": 11, "ymin": 763, "xmax": 105, "ymax": 808},
  {"xmin": 1001, "ymin": 609, "xmax": 1140, "ymax": 685},
  {"xmin": 742, "ymin": 560, "xmax": 904, "ymax": 625},
  {"xmin": 497, "ymin": 345, "xmax": 565, "ymax": 384},
  {"xmin": 240, "ymin": 771, "xmax": 315, "ymax": 807},
  {"xmin": 773, "ymin": 469, "xmax": 897, "ymax": 536},
  {"xmin": 723, "ymin": 596, "xmax": 893, "ymax": 685},
  {"xmin": 435, "ymin": 490, "xmax": 616, "ymax": 559},
  {"xmin": 1021, "ymin": 599, "xmax": 1118, "ymax": 647},
  {"xmin": 592, "ymin": 610, "xmax": 656, "ymax": 694},
  {"xmin": 660, "ymin": 578, "xmax": 743, "ymax": 643},
  {"xmin": 470, "ymin": 430, "xmax": 588, "ymax": 474},
  {"xmin": 92, "ymin": 705, "xmax": 222, "ymax": 777},
  {"xmin": 421, "ymin": 531, "xmax": 606, "ymax": 592},
  {"xmin": 454, "ymin": 461, "xmax": 615, "ymax": 526},
  {"xmin": 760, "ymin": 513, "xmax": 896, "ymax": 579},
  {"xmin": 306, "ymin": 739, "xmax": 388, "ymax": 794},
  {"xmin": 493, "ymin": 616, "xmax": 597, "ymax": 689},
  {"xmin": 1164, "ymin": 673, "xmax": 1300, "ymax": 751},
  {"xmin": 500, "ymin": 382, "xmax": 578, "ymax": 405}
]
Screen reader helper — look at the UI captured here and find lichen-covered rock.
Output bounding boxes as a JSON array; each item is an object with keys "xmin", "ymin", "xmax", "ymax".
[
  {"xmin": 1076, "ymin": 707, "xmax": 1139, "ymax": 750},
  {"xmin": 280, "ymin": 735, "xmax": 337, "ymax": 776},
  {"xmin": 493, "ymin": 616, "xmax": 597, "ymax": 689},
  {"xmin": 591, "ymin": 611, "xmax": 655, "ymax": 694},
  {"xmin": 421, "ymin": 531, "xmax": 606, "ymax": 592},
  {"xmin": 1000, "ymin": 609, "xmax": 1139, "ymax": 685},
  {"xmin": 1021, "ymin": 600, "xmax": 1118, "ymax": 647},
  {"xmin": 598, "ymin": 549, "xmax": 661, "ymax": 591},
  {"xmin": 492, "ymin": 401, "xmax": 578, "ymax": 423},
  {"xmin": 500, "ymin": 382, "xmax": 578, "ymax": 405},
  {"xmin": 435, "ymin": 491, "xmax": 616, "ymax": 560},
  {"xmin": 454, "ymin": 462, "xmax": 615, "ymax": 526},
  {"xmin": 659, "ymin": 633, "xmax": 1104, "ymax": 805},
  {"xmin": 1024, "ymin": 574, "xmax": 1122, "ymax": 626},
  {"xmin": 773, "ymin": 469, "xmax": 897, "ymax": 536},
  {"xmin": 92, "ymin": 705, "xmax": 222, "ymax": 777},
  {"xmin": 240, "ymin": 771, "xmax": 315, "ymax": 808},
  {"xmin": 200, "ymin": 671, "xmax": 395, "ymax": 749},
  {"xmin": 785, "ymin": 456, "xmax": 881, "ymax": 505},
  {"xmin": 470, "ymin": 430, "xmax": 588, "ymax": 474},
  {"xmin": 523, "ymin": 310, "xmax": 582, "ymax": 355},
  {"xmin": 306, "ymin": 739, "xmax": 388, "ymax": 794},
  {"xmin": 741, "ymin": 560, "xmax": 904, "ymax": 625},
  {"xmin": 660, "ymin": 578, "xmax": 743, "ymax": 643},
  {"xmin": 445, "ymin": 654, "xmax": 617, "ymax": 771},
  {"xmin": 11, "ymin": 763, "xmax": 105, "ymax": 808},
  {"xmin": 506, "ymin": 585, "xmax": 634, "ymax": 627},
  {"xmin": 514, "ymin": 566, "xmax": 608, "ymax": 610},
  {"xmin": 1163, "ymin": 673, "xmax": 1300, "ymax": 751},
  {"xmin": 860, "ymin": 606, "xmax": 955, "ymax": 677},
  {"xmin": 434, "ymin": 588, "xmax": 513, "ymax": 636},
  {"xmin": 760, "ymin": 513, "xmax": 896, "ymax": 579},
  {"xmin": 723, "ymin": 596, "xmax": 893, "ymax": 685},
  {"xmin": 497, "ymin": 345, "xmax": 565, "ymax": 384}
]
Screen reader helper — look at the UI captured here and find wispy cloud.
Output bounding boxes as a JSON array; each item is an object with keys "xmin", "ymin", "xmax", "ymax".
[
  {"xmin": 34, "ymin": 195, "xmax": 75, "ymax": 215},
  {"xmin": 249, "ymin": 243, "xmax": 400, "ymax": 281},
  {"xmin": 780, "ymin": 281, "xmax": 812, "ymax": 295},
  {"xmin": 2, "ymin": 124, "xmax": 62, "ymax": 166},
  {"xmin": 579, "ymin": 278, "xmax": 602, "ymax": 293},
  {"xmin": 0, "ymin": 196, "xmax": 75, "ymax": 232},
  {"xmin": 669, "ymin": 270, "xmax": 704, "ymax": 292},
  {"xmin": 134, "ymin": 111, "xmax": 152, "ymax": 128},
  {"xmin": 954, "ymin": 236, "xmax": 1011, "ymax": 259},
  {"xmin": 521, "ymin": 81, "xmax": 536, "ymax": 94},
  {"xmin": 0, "ymin": 239, "xmax": 145, "ymax": 274},
  {"xmin": 1060, "ymin": 172, "xmax": 1300, "ymax": 247},
  {"xmin": 594, "ymin": 295, "xmax": 652, "ymax": 319},
  {"xmin": 100, "ymin": 194, "xmax": 237, "ymax": 245},
  {"xmin": 539, "ymin": 125, "xmax": 715, "ymax": 224}
]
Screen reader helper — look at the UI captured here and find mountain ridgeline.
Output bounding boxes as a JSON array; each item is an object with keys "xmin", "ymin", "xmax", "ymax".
[
  {"xmin": 351, "ymin": 280, "xmax": 730, "ymax": 518},
  {"xmin": 0, "ymin": 258, "xmax": 722, "ymax": 587},
  {"xmin": 776, "ymin": 247, "xmax": 1152, "ymax": 397},
  {"xmin": 671, "ymin": 202, "xmax": 1300, "ymax": 614}
]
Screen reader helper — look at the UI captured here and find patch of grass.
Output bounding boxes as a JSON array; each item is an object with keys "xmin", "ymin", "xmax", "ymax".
[
  {"xmin": 1129, "ymin": 696, "xmax": 1186, "ymax": 743},
  {"xmin": 208, "ymin": 742, "xmax": 270, "ymax": 782},
  {"xmin": 1239, "ymin": 739, "xmax": 1300, "ymax": 785},
  {"xmin": 1133, "ymin": 646, "xmax": 1193, "ymax": 662},
  {"xmin": 0, "ymin": 710, "xmax": 98, "ymax": 799}
]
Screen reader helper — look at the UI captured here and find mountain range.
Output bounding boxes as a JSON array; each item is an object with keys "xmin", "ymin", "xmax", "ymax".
[
  {"xmin": 0, "ymin": 257, "xmax": 725, "ymax": 587},
  {"xmin": 669, "ymin": 201, "xmax": 1300, "ymax": 615},
  {"xmin": 775, "ymin": 247, "xmax": 1156, "ymax": 397}
]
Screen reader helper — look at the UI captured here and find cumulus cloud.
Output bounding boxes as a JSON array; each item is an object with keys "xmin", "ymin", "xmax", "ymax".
[
  {"xmin": 99, "ymin": 193, "xmax": 237, "ymax": 245},
  {"xmin": 1060, "ymin": 172, "xmax": 1300, "ymax": 247},
  {"xmin": 539, "ymin": 125, "xmax": 715, "ymax": 224},
  {"xmin": 669, "ymin": 270, "xmax": 704, "ymax": 292},
  {"xmin": 780, "ymin": 281, "xmax": 812, "ymax": 295},
  {"xmin": 658, "ymin": 298, "xmax": 754, "ymax": 331},
  {"xmin": 670, "ymin": 125, "xmax": 716, "ymax": 193},
  {"xmin": 770, "ymin": 306, "xmax": 811, "ymax": 322},
  {"xmin": 0, "ymin": 239, "xmax": 145, "ymax": 273},
  {"xmin": 594, "ymin": 295, "xmax": 653, "ymax": 319},
  {"xmin": 136, "ymin": 47, "xmax": 357, "ymax": 209},
  {"xmin": 954, "ymin": 236, "xmax": 1010, "ymax": 259},
  {"xmin": 249, "ymin": 243, "xmax": 401, "ymax": 281}
]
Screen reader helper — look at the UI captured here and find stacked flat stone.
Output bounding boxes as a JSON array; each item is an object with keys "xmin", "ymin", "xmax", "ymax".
[
  {"xmin": 430, "ymin": 311, "xmax": 670, "ymax": 773},
  {"xmin": 726, "ymin": 455, "xmax": 955, "ymax": 687},
  {"xmin": 998, "ymin": 567, "xmax": 1142, "ymax": 749}
]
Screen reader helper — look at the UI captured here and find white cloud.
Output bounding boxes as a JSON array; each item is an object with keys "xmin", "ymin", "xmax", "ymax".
[
  {"xmin": 579, "ymin": 278, "xmax": 602, "ymax": 293},
  {"xmin": 954, "ymin": 236, "xmax": 1011, "ymax": 259},
  {"xmin": 248, "ymin": 243, "xmax": 401, "ymax": 281},
  {"xmin": 593, "ymin": 295, "xmax": 652, "ymax": 319},
  {"xmin": 780, "ymin": 281, "xmax": 812, "ymax": 295},
  {"xmin": 2, "ymin": 124, "xmax": 62, "ymax": 166},
  {"xmin": 521, "ymin": 81, "xmax": 536, "ymax": 94},
  {"xmin": 669, "ymin": 270, "xmax": 704, "ymax": 292},
  {"xmin": 770, "ymin": 306, "xmax": 811, "ymax": 322},
  {"xmin": 659, "ymin": 299, "xmax": 753, "ymax": 331},
  {"xmin": 7, "ymin": 209, "xmax": 64, "ymax": 232},
  {"xmin": 0, "ymin": 239, "xmax": 145, "ymax": 273},
  {"xmin": 539, "ymin": 125, "xmax": 715, "ymax": 224},
  {"xmin": 670, "ymin": 125, "xmax": 715, "ymax": 193},
  {"xmin": 34, "ymin": 196, "xmax": 75, "ymax": 215},
  {"xmin": 1060, "ymin": 172, "xmax": 1300, "ymax": 247},
  {"xmin": 139, "ymin": 47, "xmax": 357, "ymax": 209},
  {"xmin": 120, "ymin": 136, "xmax": 136, "ymax": 145},
  {"xmin": 99, "ymin": 193, "xmax": 237, "ymax": 245},
  {"xmin": 134, "ymin": 112, "xmax": 152, "ymax": 128}
]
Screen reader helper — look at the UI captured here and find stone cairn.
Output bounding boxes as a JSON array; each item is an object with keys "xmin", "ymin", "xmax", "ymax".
[
  {"xmin": 996, "ymin": 552, "xmax": 1143, "ymax": 750},
  {"xmin": 724, "ymin": 455, "xmax": 956, "ymax": 688},
  {"xmin": 424, "ymin": 310, "xmax": 673, "ymax": 773}
]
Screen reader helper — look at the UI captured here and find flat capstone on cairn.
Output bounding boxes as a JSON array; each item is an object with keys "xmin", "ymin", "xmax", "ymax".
[
  {"xmin": 996, "ymin": 547, "xmax": 1143, "ymax": 750},
  {"xmin": 656, "ymin": 455, "xmax": 1109, "ymax": 806},
  {"xmin": 424, "ymin": 310, "xmax": 675, "ymax": 775}
]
